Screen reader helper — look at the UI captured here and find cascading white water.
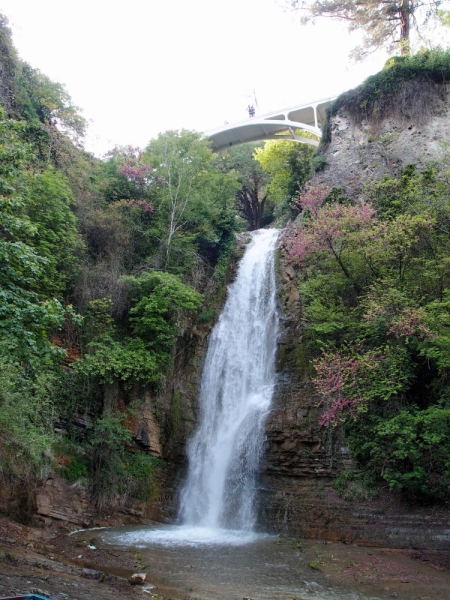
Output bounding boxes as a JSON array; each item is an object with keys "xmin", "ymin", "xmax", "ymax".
[{"xmin": 179, "ymin": 228, "xmax": 279, "ymax": 532}]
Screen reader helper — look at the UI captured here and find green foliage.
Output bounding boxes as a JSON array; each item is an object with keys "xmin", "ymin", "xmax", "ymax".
[
  {"xmin": 123, "ymin": 452, "xmax": 163, "ymax": 501},
  {"xmin": 63, "ymin": 454, "xmax": 89, "ymax": 482},
  {"xmin": 82, "ymin": 298, "xmax": 115, "ymax": 340},
  {"xmin": 346, "ymin": 406, "xmax": 450, "ymax": 501},
  {"xmin": 254, "ymin": 140, "xmax": 315, "ymax": 204},
  {"xmin": 287, "ymin": 163, "xmax": 450, "ymax": 501},
  {"xmin": 144, "ymin": 129, "xmax": 239, "ymax": 271},
  {"xmin": 22, "ymin": 166, "xmax": 84, "ymax": 297},
  {"xmin": 0, "ymin": 359, "xmax": 56, "ymax": 481},
  {"xmin": 75, "ymin": 273, "xmax": 202, "ymax": 385},
  {"xmin": 216, "ymin": 143, "xmax": 268, "ymax": 230},
  {"xmin": 127, "ymin": 270, "xmax": 203, "ymax": 359},
  {"xmin": 127, "ymin": 271, "xmax": 203, "ymax": 336},
  {"xmin": 53, "ymin": 370, "xmax": 101, "ymax": 423},
  {"xmin": 213, "ymin": 230, "xmax": 236, "ymax": 285},
  {"xmin": 87, "ymin": 412, "xmax": 164, "ymax": 507},
  {"xmin": 57, "ymin": 444, "xmax": 89, "ymax": 483},
  {"xmin": 0, "ymin": 111, "xmax": 79, "ymax": 367},
  {"xmin": 0, "ymin": 15, "xmax": 85, "ymax": 145},
  {"xmin": 88, "ymin": 412, "xmax": 132, "ymax": 508},
  {"xmin": 198, "ymin": 306, "xmax": 216, "ymax": 323},
  {"xmin": 76, "ymin": 336, "xmax": 160, "ymax": 384},
  {"xmin": 311, "ymin": 154, "xmax": 327, "ymax": 172},
  {"xmin": 15, "ymin": 64, "xmax": 86, "ymax": 140},
  {"xmin": 333, "ymin": 470, "xmax": 376, "ymax": 502}
]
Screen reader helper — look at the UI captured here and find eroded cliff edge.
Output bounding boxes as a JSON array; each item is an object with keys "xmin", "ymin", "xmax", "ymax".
[{"xmin": 314, "ymin": 80, "xmax": 450, "ymax": 200}]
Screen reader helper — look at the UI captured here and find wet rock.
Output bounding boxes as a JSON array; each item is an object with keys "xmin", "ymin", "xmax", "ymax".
[
  {"xmin": 81, "ymin": 567, "xmax": 102, "ymax": 580},
  {"xmin": 130, "ymin": 572, "xmax": 147, "ymax": 585}
]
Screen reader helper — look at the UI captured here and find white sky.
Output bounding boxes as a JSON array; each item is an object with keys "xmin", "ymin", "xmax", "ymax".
[{"xmin": 1, "ymin": 0, "xmax": 449, "ymax": 155}]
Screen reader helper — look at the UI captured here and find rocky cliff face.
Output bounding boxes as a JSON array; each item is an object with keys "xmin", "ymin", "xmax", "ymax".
[
  {"xmin": 314, "ymin": 83, "xmax": 450, "ymax": 199},
  {"xmin": 256, "ymin": 83, "xmax": 450, "ymax": 550}
]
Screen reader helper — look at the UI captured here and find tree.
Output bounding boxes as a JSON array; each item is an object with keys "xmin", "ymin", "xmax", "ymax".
[
  {"xmin": 287, "ymin": 0, "xmax": 443, "ymax": 59},
  {"xmin": 254, "ymin": 140, "xmax": 315, "ymax": 205},
  {"xmin": 23, "ymin": 166, "xmax": 84, "ymax": 298},
  {"xmin": 0, "ymin": 111, "xmax": 77, "ymax": 366},
  {"xmin": 217, "ymin": 143, "xmax": 269, "ymax": 231},
  {"xmin": 145, "ymin": 130, "xmax": 239, "ymax": 272},
  {"xmin": 75, "ymin": 271, "xmax": 203, "ymax": 384}
]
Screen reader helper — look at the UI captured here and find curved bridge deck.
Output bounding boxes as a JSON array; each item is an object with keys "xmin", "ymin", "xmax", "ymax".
[{"xmin": 206, "ymin": 97, "xmax": 335, "ymax": 151}]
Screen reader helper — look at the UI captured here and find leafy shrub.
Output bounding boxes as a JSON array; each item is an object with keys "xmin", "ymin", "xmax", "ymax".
[
  {"xmin": 333, "ymin": 470, "xmax": 376, "ymax": 502},
  {"xmin": 0, "ymin": 360, "xmax": 56, "ymax": 482},
  {"xmin": 58, "ymin": 453, "xmax": 89, "ymax": 483},
  {"xmin": 285, "ymin": 169, "xmax": 450, "ymax": 502}
]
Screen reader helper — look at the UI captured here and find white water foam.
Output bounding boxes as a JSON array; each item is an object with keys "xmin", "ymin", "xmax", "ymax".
[{"xmin": 103, "ymin": 524, "xmax": 270, "ymax": 548}]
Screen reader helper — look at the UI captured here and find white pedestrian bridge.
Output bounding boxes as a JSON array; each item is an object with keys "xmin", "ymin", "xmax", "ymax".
[{"xmin": 205, "ymin": 97, "xmax": 335, "ymax": 151}]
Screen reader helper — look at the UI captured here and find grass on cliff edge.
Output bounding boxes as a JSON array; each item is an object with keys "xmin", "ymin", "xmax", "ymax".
[{"xmin": 319, "ymin": 48, "xmax": 450, "ymax": 149}]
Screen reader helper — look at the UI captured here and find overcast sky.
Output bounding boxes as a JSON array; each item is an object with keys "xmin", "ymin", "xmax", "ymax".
[{"xmin": 1, "ymin": 0, "xmax": 449, "ymax": 155}]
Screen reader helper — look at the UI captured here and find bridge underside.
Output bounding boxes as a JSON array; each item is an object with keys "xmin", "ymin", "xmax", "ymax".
[{"xmin": 206, "ymin": 98, "xmax": 334, "ymax": 151}]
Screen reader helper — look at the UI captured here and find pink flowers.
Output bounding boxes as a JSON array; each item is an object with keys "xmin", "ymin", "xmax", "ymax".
[
  {"xmin": 287, "ymin": 184, "xmax": 376, "ymax": 270},
  {"xmin": 314, "ymin": 351, "xmax": 364, "ymax": 426},
  {"xmin": 292, "ymin": 183, "xmax": 330, "ymax": 217},
  {"xmin": 111, "ymin": 145, "xmax": 162, "ymax": 197}
]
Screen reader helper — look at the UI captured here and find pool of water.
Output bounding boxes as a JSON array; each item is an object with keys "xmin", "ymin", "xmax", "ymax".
[{"xmin": 96, "ymin": 524, "xmax": 388, "ymax": 600}]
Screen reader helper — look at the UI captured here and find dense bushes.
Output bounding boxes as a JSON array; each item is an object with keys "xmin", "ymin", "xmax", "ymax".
[
  {"xmin": 285, "ymin": 162, "xmax": 450, "ymax": 502},
  {"xmin": 0, "ymin": 15, "xmax": 242, "ymax": 510}
]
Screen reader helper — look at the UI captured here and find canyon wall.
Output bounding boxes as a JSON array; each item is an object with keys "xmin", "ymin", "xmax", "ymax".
[
  {"xmin": 257, "ymin": 80, "xmax": 450, "ymax": 549},
  {"xmin": 258, "ymin": 251, "xmax": 450, "ymax": 549},
  {"xmin": 34, "ymin": 83, "xmax": 450, "ymax": 548}
]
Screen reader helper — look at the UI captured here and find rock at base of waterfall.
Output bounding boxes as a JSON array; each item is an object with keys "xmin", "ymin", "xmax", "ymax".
[{"xmin": 130, "ymin": 572, "xmax": 147, "ymax": 585}]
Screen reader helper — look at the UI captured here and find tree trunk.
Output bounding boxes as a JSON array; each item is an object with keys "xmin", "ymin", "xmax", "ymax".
[
  {"xmin": 236, "ymin": 186, "xmax": 266, "ymax": 231},
  {"xmin": 399, "ymin": 0, "xmax": 410, "ymax": 55}
]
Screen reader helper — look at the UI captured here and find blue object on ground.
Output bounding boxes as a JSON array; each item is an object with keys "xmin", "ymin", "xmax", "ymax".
[{"xmin": 0, "ymin": 595, "xmax": 51, "ymax": 600}]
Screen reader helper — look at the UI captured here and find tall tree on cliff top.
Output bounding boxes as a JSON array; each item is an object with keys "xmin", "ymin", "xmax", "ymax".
[{"xmin": 287, "ymin": 0, "xmax": 443, "ymax": 59}]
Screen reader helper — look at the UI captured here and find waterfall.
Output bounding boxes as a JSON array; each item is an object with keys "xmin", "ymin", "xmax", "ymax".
[{"xmin": 179, "ymin": 228, "xmax": 279, "ymax": 532}]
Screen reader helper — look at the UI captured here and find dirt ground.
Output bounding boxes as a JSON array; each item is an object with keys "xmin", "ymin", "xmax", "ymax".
[{"xmin": 1, "ymin": 516, "xmax": 450, "ymax": 600}]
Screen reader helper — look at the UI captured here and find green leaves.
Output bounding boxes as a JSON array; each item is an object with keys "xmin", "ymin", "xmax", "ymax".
[
  {"xmin": 75, "ymin": 272, "xmax": 203, "ymax": 384},
  {"xmin": 254, "ymin": 140, "xmax": 314, "ymax": 205},
  {"xmin": 348, "ymin": 406, "xmax": 450, "ymax": 500},
  {"xmin": 287, "ymin": 167, "xmax": 450, "ymax": 500},
  {"xmin": 76, "ymin": 336, "xmax": 160, "ymax": 384},
  {"xmin": 0, "ymin": 114, "xmax": 78, "ymax": 367},
  {"xmin": 0, "ymin": 359, "xmax": 57, "ymax": 479},
  {"xmin": 22, "ymin": 166, "xmax": 84, "ymax": 297}
]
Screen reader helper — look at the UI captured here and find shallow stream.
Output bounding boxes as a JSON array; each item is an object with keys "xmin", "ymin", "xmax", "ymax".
[{"xmin": 91, "ymin": 523, "xmax": 449, "ymax": 600}]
